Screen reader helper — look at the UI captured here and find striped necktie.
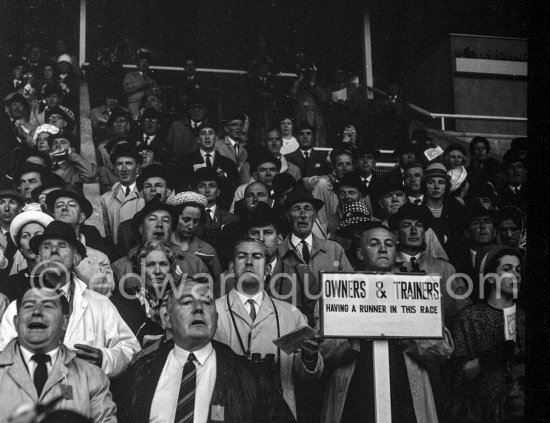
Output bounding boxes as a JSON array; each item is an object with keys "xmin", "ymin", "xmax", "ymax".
[{"xmin": 175, "ymin": 353, "xmax": 196, "ymax": 423}]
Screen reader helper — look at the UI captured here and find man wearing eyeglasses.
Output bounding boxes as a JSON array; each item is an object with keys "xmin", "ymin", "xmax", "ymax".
[{"xmin": 285, "ymin": 121, "xmax": 329, "ymax": 177}]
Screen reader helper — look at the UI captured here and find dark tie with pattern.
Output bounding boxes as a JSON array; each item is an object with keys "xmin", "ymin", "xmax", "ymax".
[
  {"xmin": 205, "ymin": 153, "xmax": 213, "ymax": 169},
  {"xmin": 125, "ymin": 186, "xmax": 131, "ymax": 196},
  {"xmin": 247, "ymin": 299, "xmax": 257, "ymax": 321},
  {"xmin": 301, "ymin": 240, "xmax": 310, "ymax": 263},
  {"xmin": 175, "ymin": 353, "xmax": 197, "ymax": 423},
  {"xmin": 32, "ymin": 353, "xmax": 50, "ymax": 396}
]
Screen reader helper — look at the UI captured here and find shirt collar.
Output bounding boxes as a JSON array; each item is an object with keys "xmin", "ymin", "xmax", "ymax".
[
  {"xmin": 509, "ymin": 184, "xmax": 522, "ymax": 191},
  {"xmin": 301, "ymin": 148, "xmax": 312, "ymax": 156},
  {"xmin": 121, "ymin": 182, "xmax": 136, "ymax": 193},
  {"xmin": 173, "ymin": 342, "xmax": 214, "ymax": 367},
  {"xmin": 400, "ymin": 251, "xmax": 422, "ymax": 262},
  {"xmin": 291, "ymin": 233, "xmax": 313, "ymax": 249},
  {"xmin": 227, "ymin": 136, "xmax": 237, "ymax": 147},
  {"xmin": 200, "ymin": 150, "xmax": 215, "ymax": 160},
  {"xmin": 235, "ymin": 289, "xmax": 264, "ymax": 307},
  {"xmin": 268, "ymin": 257, "xmax": 277, "ymax": 274},
  {"xmin": 362, "ymin": 174, "xmax": 373, "ymax": 183},
  {"xmin": 207, "ymin": 204, "xmax": 217, "ymax": 214},
  {"xmin": 20, "ymin": 344, "xmax": 59, "ymax": 366}
]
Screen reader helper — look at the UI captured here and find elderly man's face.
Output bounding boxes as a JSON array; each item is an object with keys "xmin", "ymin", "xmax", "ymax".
[
  {"xmin": 404, "ymin": 167, "xmax": 423, "ymax": 195},
  {"xmin": 139, "ymin": 210, "xmax": 172, "ymax": 243},
  {"xmin": 0, "ymin": 197, "xmax": 21, "ymax": 226},
  {"xmin": 265, "ymin": 130, "xmax": 283, "ymax": 155},
  {"xmin": 198, "ymin": 127, "xmax": 216, "ymax": 151},
  {"xmin": 233, "ymin": 240, "xmax": 266, "ymax": 294},
  {"xmin": 48, "ymin": 113, "xmax": 67, "ymax": 130},
  {"xmin": 288, "ymin": 201, "xmax": 315, "ymax": 238},
  {"xmin": 361, "ymin": 228, "xmax": 396, "ymax": 271},
  {"xmin": 15, "ymin": 288, "xmax": 68, "ymax": 354},
  {"xmin": 115, "ymin": 157, "xmax": 140, "ymax": 185},
  {"xmin": 19, "ymin": 172, "xmax": 42, "ymax": 201},
  {"xmin": 38, "ymin": 238, "xmax": 79, "ymax": 274},
  {"xmin": 19, "ymin": 222, "xmax": 44, "ymax": 261},
  {"xmin": 506, "ymin": 162, "xmax": 526, "ymax": 187},
  {"xmin": 142, "ymin": 177, "xmax": 169, "ymax": 202},
  {"xmin": 166, "ymin": 281, "xmax": 217, "ymax": 351},
  {"xmin": 53, "ymin": 197, "xmax": 85, "ymax": 227},
  {"xmin": 244, "ymin": 184, "xmax": 269, "ymax": 213}
]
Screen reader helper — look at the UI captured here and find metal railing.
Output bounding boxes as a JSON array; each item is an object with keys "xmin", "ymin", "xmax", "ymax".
[{"xmin": 368, "ymin": 86, "xmax": 527, "ymax": 131}]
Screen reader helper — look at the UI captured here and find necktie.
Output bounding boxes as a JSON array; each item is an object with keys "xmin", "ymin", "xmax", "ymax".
[
  {"xmin": 414, "ymin": 199, "xmax": 422, "ymax": 206},
  {"xmin": 205, "ymin": 153, "xmax": 213, "ymax": 169},
  {"xmin": 303, "ymin": 151, "xmax": 310, "ymax": 173},
  {"xmin": 125, "ymin": 186, "xmax": 131, "ymax": 196},
  {"xmin": 514, "ymin": 187, "xmax": 519, "ymax": 195},
  {"xmin": 247, "ymin": 299, "xmax": 257, "ymax": 321},
  {"xmin": 32, "ymin": 353, "xmax": 50, "ymax": 396},
  {"xmin": 234, "ymin": 143, "xmax": 239, "ymax": 158},
  {"xmin": 301, "ymin": 240, "xmax": 310, "ymax": 263},
  {"xmin": 144, "ymin": 135, "xmax": 150, "ymax": 145},
  {"xmin": 206, "ymin": 208, "xmax": 214, "ymax": 224},
  {"xmin": 410, "ymin": 257, "xmax": 421, "ymax": 272},
  {"xmin": 175, "ymin": 353, "xmax": 197, "ymax": 423}
]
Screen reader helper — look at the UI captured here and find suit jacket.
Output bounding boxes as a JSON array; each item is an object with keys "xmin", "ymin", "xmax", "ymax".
[
  {"xmin": 496, "ymin": 185, "xmax": 527, "ymax": 212},
  {"xmin": 216, "ymin": 136, "xmax": 248, "ymax": 169},
  {"xmin": 165, "ymin": 118, "xmax": 201, "ymax": 158},
  {"xmin": 0, "ymin": 340, "xmax": 117, "ymax": 423},
  {"xmin": 114, "ymin": 340, "xmax": 296, "ymax": 423},
  {"xmin": 285, "ymin": 149, "xmax": 329, "ymax": 177}
]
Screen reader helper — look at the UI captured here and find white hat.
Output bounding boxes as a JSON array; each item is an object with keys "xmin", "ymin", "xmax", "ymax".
[
  {"xmin": 167, "ymin": 191, "xmax": 208, "ymax": 208},
  {"xmin": 448, "ymin": 166, "xmax": 468, "ymax": 193},
  {"xmin": 57, "ymin": 54, "xmax": 72, "ymax": 65},
  {"xmin": 32, "ymin": 123, "xmax": 60, "ymax": 143},
  {"xmin": 9, "ymin": 210, "xmax": 54, "ymax": 248}
]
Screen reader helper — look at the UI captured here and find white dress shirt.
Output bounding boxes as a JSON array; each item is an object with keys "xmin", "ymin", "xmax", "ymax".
[
  {"xmin": 235, "ymin": 290, "xmax": 263, "ymax": 316},
  {"xmin": 206, "ymin": 204, "xmax": 217, "ymax": 222},
  {"xmin": 150, "ymin": 343, "xmax": 217, "ymax": 423},
  {"xmin": 20, "ymin": 345, "xmax": 59, "ymax": 380},
  {"xmin": 291, "ymin": 234, "xmax": 313, "ymax": 261},
  {"xmin": 200, "ymin": 150, "xmax": 216, "ymax": 164}
]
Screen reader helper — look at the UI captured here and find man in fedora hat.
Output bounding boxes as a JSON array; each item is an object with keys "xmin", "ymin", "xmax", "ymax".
[
  {"xmin": 278, "ymin": 185, "xmax": 353, "ymax": 325},
  {"xmin": 46, "ymin": 184, "xmax": 114, "ymax": 294},
  {"xmin": 0, "ymin": 220, "xmax": 140, "ymax": 377}
]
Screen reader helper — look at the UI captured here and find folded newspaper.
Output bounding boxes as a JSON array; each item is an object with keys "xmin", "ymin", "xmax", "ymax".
[{"xmin": 273, "ymin": 325, "xmax": 319, "ymax": 355}]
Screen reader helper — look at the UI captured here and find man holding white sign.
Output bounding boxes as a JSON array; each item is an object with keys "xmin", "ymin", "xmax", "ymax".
[{"xmin": 320, "ymin": 224, "xmax": 453, "ymax": 423}]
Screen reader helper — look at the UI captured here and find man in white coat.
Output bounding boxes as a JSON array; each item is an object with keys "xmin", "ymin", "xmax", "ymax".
[{"xmin": 0, "ymin": 221, "xmax": 140, "ymax": 377}]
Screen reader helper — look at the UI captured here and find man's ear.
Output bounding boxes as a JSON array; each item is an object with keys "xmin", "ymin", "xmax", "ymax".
[
  {"xmin": 138, "ymin": 223, "xmax": 143, "ymax": 236},
  {"xmin": 276, "ymin": 233, "xmax": 284, "ymax": 244},
  {"xmin": 13, "ymin": 315, "xmax": 18, "ymax": 333},
  {"xmin": 73, "ymin": 252, "xmax": 82, "ymax": 268},
  {"xmin": 228, "ymin": 261, "xmax": 235, "ymax": 273},
  {"xmin": 79, "ymin": 212, "xmax": 86, "ymax": 225},
  {"xmin": 61, "ymin": 315, "xmax": 69, "ymax": 333},
  {"xmin": 356, "ymin": 247, "xmax": 364, "ymax": 262}
]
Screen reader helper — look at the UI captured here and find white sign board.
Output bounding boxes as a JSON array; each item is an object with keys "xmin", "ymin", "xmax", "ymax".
[{"xmin": 320, "ymin": 272, "xmax": 443, "ymax": 339}]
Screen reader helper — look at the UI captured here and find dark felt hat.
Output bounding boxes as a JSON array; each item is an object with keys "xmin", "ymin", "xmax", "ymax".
[
  {"xmin": 45, "ymin": 184, "xmax": 93, "ymax": 219},
  {"xmin": 374, "ymin": 177, "xmax": 405, "ymax": 200},
  {"xmin": 30, "ymin": 173, "xmax": 65, "ymax": 203},
  {"xmin": 4, "ymin": 93, "xmax": 28, "ymax": 107},
  {"xmin": 140, "ymin": 107, "xmax": 160, "ymax": 121},
  {"xmin": 272, "ymin": 173, "xmax": 296, "ymax": 197},
  {"xmin": 283, "ymin": 186, "xmax": 324, "ymax": 211},
  {"xmin": 334, "ymin": 172, "xmax": 368, "ymax": 198},
  {"xmin": 15, "ymin": 163, "xmax": 49, "ymax": 182},
  {"xmin": 193, "ymin": 167, "xmax": 221, "ymax": 187},
  {"xmin": 109, "ymin": 144, "xmax": 142, "ymax": 165},
  {"xmin": 247, "ymin": 202, "xmax": 288, "ymax": 234},
  {"xmin": 107, "ymin": 108, "xmax": 131, "ymax": 127},
  {"xmin": 0, "ymin": 185, "xmax": 25, "ymax": 205},
  {"xmin": 389, "ymin": 202, "xmax": 432, "ymax": 230},
  {"xmin": 136, "ymin": 164, "xmax": 172, "ymax": 191},
  {"xmin": 30, "ymin": 220, "xmax": 87, "ymax": 257}
]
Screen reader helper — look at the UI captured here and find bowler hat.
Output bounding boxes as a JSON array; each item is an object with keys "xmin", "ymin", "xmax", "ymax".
[
  {"xmin": 272, "ymin": 173, "xmax": 296, "ymax": 197},
  {"xmin": 297, "ymin": 121, "xmax": 315, "ymax": 133},
  {"xmin": 248, "ymin": 202, "xmax": 288, "ymax": 234},
  {"xmin": 141, "ymin": 107, "xmax": 160, "ymax": 121},
  {"xmin": 374, "ymin": 177, "xmax": 405, "ymax": 200},
  {"xmin": 30, "ymin": 220, "xmax": 87, "ymax": 257},
  {"xmin": 249, "ymin": 149, "xmax": 281, "ymax": 172},
  {"xmin": 283, "ymin": 186, "xmax": 324, "ymax": 211},
  {"xmin": 389, "ymin": 203, "xmax": 432, "ymax": 230},
  {"xmin": 4, "ymin": 93, "xmax": 28, "ymax": 107},
  {"xmin": 45, "ymin": 184, "xmax": 93, "ymax": 219}
]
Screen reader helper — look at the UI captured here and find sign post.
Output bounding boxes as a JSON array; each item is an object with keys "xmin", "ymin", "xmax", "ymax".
[{"xmin": 320, "ymin": 272, "xmax": 444, "ymax": 422}]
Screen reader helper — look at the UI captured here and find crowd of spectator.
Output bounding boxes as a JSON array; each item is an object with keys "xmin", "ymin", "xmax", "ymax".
[{"xmin": 0, "ymin": 40, "xmax": 527, "ymax": 423}]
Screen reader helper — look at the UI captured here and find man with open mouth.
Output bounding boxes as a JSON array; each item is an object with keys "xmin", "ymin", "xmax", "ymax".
[
  {"xmin": 0, "ymin": 220, "xmax": 140, "ymax": 378},
  {"xmin": 0, "ymin": 286, "xmax": 117, "ymax": 422}
]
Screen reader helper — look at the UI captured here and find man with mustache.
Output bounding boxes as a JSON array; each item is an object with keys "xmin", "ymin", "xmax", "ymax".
[
  {"xmin": 0, "ymin": 220, "xmax": 140, "ymax": 377},
  {"xmin": 0, "ymin": 286, "xmax": 117, "ymax": 422}
]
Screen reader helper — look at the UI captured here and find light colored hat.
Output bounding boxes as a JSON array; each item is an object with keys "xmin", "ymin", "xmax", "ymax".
[
  {"xmin": 167, "ymin": 191, "xmax": 208, "ymax": 208},
  {"xmin": 32, "ymin": 124, "xmax": 60, "ymax": 143},
  {"xmin": 9, "ymin": 210, "xmax": 54, "ymax": 247},
  {"xmin": 422, "ymin": 162, "xmax": 450, "ymax": 181},
  {"xmin": 57, "ymin": 54, "xmax": 72, "ymax": 65},
  {"xmin": 448, "ymin": 166, "xmax": 467, "ymax": 192}
]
